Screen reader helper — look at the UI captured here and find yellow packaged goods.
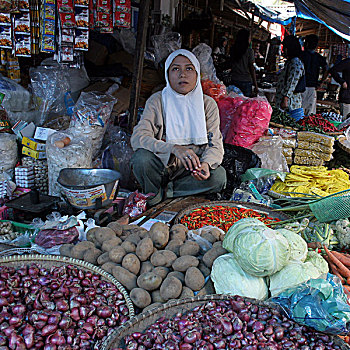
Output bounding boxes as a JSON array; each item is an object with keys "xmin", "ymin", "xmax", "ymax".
[
  {"xmin": 22, "ymin": 137, "xmax": 46, "ymax": 151},
  {"xmin": 270, "ymin": 165, "xmax": 350, "ymax": 197},
  {"xmin": 294, "ymin": 156, "xmax": 324, "ymax": 166},
  {"xmin": 282, "ymin": 147, "xmax": 293, "ymax": 157},
  {"xmin": 22, "ymin": 146, "xmax": 46, "ymax": 160},
  {"xmin": 297, "ymin": 140, "xmax": 334, "ymax": 154},
  {"xmin": 297, "ymin": 131, "xmax": 334, "ymax": 147},
  {"xmin": 294, "ymin": 149, "xmax": 332, "ymax": 162}
]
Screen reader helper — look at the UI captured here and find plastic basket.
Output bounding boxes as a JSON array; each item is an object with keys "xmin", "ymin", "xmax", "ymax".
[{"xmin": 309, "ymin": 189, "xmax": 350, "ymax": 223}]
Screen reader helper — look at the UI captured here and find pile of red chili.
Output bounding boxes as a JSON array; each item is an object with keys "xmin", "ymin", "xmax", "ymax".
[
  {"xmin": 180, "ymin": 205, "xmax": 281, "ymax": 231},
  {"xmin": 298, "ymin": 114, "xmax": 341, "ymax": 133}
]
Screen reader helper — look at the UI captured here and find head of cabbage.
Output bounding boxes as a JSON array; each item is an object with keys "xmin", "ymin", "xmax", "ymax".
[
  {"xmin": 269, "ymin": 261, "xmax": 322, "ymax": 297},
  {"xmin": 211, "ymin": 253, "xmax": 268, "ymax": 300},
  {"xmin": 305, "ymin": 251, "xmax": 329, "ymax": 275},
  {"xmin": 276, "ymin": 228, "xmax": 308, "ymax": 262},
  {"xmin": 224, "ymin": 218, "xmax": 291, "ymax": 277}
]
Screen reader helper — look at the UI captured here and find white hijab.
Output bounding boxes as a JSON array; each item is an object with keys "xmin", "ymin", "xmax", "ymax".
[{"xmin": 162, "ymin": 49, "xmax": 208, "ymax": 145}]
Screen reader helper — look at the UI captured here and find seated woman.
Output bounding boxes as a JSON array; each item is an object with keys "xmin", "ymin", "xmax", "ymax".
[{"xmin": 130, "ymin": 49, "xmax": 227, "ymax": 206}]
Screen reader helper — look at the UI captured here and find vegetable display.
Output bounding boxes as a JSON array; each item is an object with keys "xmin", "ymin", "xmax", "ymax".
[
  {"xmin": 179, "ymin": 205, "xmax": 281, "ymax": 231},
  {"xmin": 0, "ymin": 263, "xmax": 131, "ymax": 349},
  {"xmin": 112, "ymin": 296, "xmax": 344, "ymax": 350}
]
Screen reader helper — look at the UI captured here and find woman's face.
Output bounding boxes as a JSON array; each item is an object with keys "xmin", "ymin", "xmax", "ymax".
[{"xmin": 168, "ymin": 55, "xmax": 197, "ymax": 95}]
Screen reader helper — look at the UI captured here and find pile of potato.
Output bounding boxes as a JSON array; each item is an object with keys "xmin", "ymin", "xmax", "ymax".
[
  {"xmin": 0, "ymin": 221, "xmax": 19, "ymax": 241},
  {"xmin": 59, "ymin": 221, "xmax": 227, "ymax": 312}
]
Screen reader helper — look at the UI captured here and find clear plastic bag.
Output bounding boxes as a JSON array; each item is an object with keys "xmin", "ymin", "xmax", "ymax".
[
  {"xmin": 192, "ymin": 43, "xmax": 219, "ymax": 83},
  {"xmin": 29, "ymin": 66, "xmax": 71, "ymax": 126},
  {"xmin": 270, "ymin": 273, "xmax": 350, "ymax": 335},
  {"xmin": 187, "ymin": 228, "xmax": 213, "ymax": 254},
  {"xmin": 151, "ymin": 32, "xmax": 182, "ymax": 67},
  {"xmin": 112, "ymin": 28, "xmax": 136, "ymax": 55},
  {"xmin": 0, "ymin": 133, "xmax": 17, "ymax": 172},
  {"xmin": 250, "ymin": 136, "xmax": 289, "ymax": 172},
  {"xmin": 46, "ymin": 130, "xmax": 92, "ymax": 196},
  {"xmin": 70, "ymin": 92, "xmax": 117, "ymax": 159}
]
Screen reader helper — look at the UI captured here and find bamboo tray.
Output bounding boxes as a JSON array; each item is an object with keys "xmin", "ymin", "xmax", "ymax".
[
  {"xmin": 338, "ymin": 136, "xmax": 350, "ymax": 154},
  {"xmin": 101, "ymin": 294, "xmax": 349, "ymax": 350},
  {"xmin": 173, "ymin": 200, "xmax": 291, "ymax": 229}
]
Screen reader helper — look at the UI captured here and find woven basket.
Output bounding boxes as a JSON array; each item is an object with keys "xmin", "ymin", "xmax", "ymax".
[
  {"xmin": 338, "ymin": 136, "xmax": 350, "ymax": 154},
  {"xmin": 174, "ymin": 200, "xmax": 291, "ymax": 226},
  {"xmin": 101, "ymin": 294, "xmax": 349, "ymax": 350},
  {"xmin": 0, "ymin": 254, "xmax": 135, "ymax": 317}
]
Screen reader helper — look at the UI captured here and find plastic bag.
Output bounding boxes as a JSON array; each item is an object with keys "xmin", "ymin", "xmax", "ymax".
[
  {"xmin": 70, "ymin": 91, "xmax": 117, "ymax": 159},
  {"xmin": 225, "ymin": 95, "xmax": 272, "ymax": 148},
  {"xmin": 250, "ymin": 136, "xmax": 289, "ymax": 172},
  {"xmin": 187, "ymin": 227, "xmax": 215, "ymax": 253},
  {"xmin": 270, "ymin": 274, "xmax": 350, "ymax": 335},
  {"xmin": 30, "ymin": 66, "xmax": 71, "ymax": 126},
  {"xmin": 112, "ymin": 28, "xmax": 136, "ymax": 55},
  {"xmin": 122, "ymin": 190, "xmax": 152, "ymax": 218},
  {"xmin": 192, "ymin": 43, "xmax": 220, "ymax": 83},
  {"xmin": 0, "ymin": 133, "xmax": 17, "ymax": 172},
  {"xmin": 151, "ymin": 32, "xmax": 182, "ymax": 68},
  {"xmin": 201, "ymin": 79, "xmax": 227, "ymax": 103}
]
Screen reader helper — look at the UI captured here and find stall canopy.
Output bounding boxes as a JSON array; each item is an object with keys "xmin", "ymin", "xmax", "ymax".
[{"xmin": 235, "ymin": 0, "xmax": 350, "ymax": 41}]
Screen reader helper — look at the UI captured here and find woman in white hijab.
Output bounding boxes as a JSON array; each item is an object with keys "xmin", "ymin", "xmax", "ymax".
[{"xmin": 130, "ymin": 49, "xmax": 226, "ymax": 206}]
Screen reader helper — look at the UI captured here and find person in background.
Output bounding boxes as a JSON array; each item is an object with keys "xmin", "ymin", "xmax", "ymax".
[
  {"xmin": 276, "ymin": 35, "xmax": 305, "ymax": 114},
  {"xmin": 300, "ymin": 34, "xmax": 328, "ymax": 116},
  {"xmin": 329, "ymin": 57, "xmax": 350, "ymax": 120},
  {"xmin": 213, "ymin": 36, "xmax": 228, "ymax": 66},
  {"xmin": 130, "ymin": 49, "xmax": 227, "ymax": 206},
  {"xmin": 229, "ymin": 29, "xmax": 258, "ymax": 97}
]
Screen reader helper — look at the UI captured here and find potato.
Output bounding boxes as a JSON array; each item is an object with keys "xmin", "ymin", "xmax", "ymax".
[
  {"xmin": 153, "ymin": 266, "xmax": 169, "ymax": 280},
  {"xmin": 179, "ymin": 241, "xmax": 200, "ymax": 256},
  {"xmin": 202, "ymin": 246, "xmax": 227, "ymax": 268},
  {"xmin": 196, "ymin": 279, "xmax": 215, "ymax": 296},
  {"xmin": 140, "ymin": 261, "xmax": 154, "ymax": 275},
  {"xmin": 59, "ymin": 244, "xmax": 73, "ymax": 257},
  {"xmin": 95, "ymin": 227, "xmax": 116, "ymax": 244},
  {"xmin": 136, "ymin": 238, "xmax": 154, "ymax": 262},
  {"xmin": 167, "ymin": 271, "xmax": 185, "ymax": 284},
  {"xmin": 97, "ymin": 252, "xmax": 110, "ymax": 265},
  {"xmin": 137, "ymin": 272, "xmax": 162, "ymax": 291},
  {"xmin": 170, "ymin": 224, "xmax": 188, "ymax": 242},
  {"xmin": 150, "ymin": 250, "xmax": 177, "ymax": 267},
  {"xmin": 198, "ymin": 261, "xmax": 211, "ymax": 278},
  {"xmin": 180, "ymin": 286, "xmax": 194, "ymax": 298},
  {"xmin": 143, "ymin": 302, "xmax": 162, "ymax": 313},
  {"xmin": 86, "ymin": 227, "xmax": 101, "ymax": 248},
  {"xmin": 200, "ymin": 232, "xmax": 216, "ymax": 244},
  {"xmin": 139, "ymin": 229, "xmax": 150, "ymax": 239},
  {"xmin": 149, "ymin": 222, "xmax": 169, "ymax": 248},
  {"xmin": 213, "ymin": 241, "xmax": 223, "ymax": 249},
  {"xmin": 172, "ymin": 255, "xmax": 199, "ymax": 272},
  {"xmin": 71, "ymin": 241, "xmax": 96, "ymax": 259},
  {"xmin": 107, "ymin": 221, "xmax": 123, "ymax": 236},
  {"xmin": 83, "ymin": 248, "xmax": 102, "ymax": 264},
  {"xmin": 124, "ymin": 233, "xmax": 141, "ymax": 245},
  {"xmin": 101, "ymin": 237, "xmax": 122, "ymax": 252},
  {"xmin": 122, "ymin": 224, "xmax": 140, "ymax": 234},
  {"xmin": 101, "ymin": 261, "xmax": 119, "ymax": 274},
  {"xmin": 151, "ymin": 290, "xmax": 166, "ymax": 303},
  {"xmin": 121, "ymin": 241, "xmax": 136, "ymax": 253},
  {"xmin": 165, "ymin": 239, "xmax": 183, "ymax": 256},
  {"xmin": 113, "ymin": 266, "xmax": 137, "ymax": 290},
  {"xmin": 122, "ymin": 253, "xmax": 140, "ymax": 275},
  {"xmin": 160, "ymin": 276, "xmax": 182, "ymax": 301},
  {"xmin": 209, "ymin": 228, "xmax": 222, "ymax": 241},
  {"xmin": 130, "ymin": 288, "xmax": 151, "ymax": 309},
  {"xmin": 109, "ymin": 246, "xmax": 127, "ymax": 263},
  {"xmin": 185, "ymin": 267, "xmax": 205, "ymax": 291}
]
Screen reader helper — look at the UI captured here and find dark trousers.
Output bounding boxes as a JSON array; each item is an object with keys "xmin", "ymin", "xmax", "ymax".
[{"xmin": 131, "ymin": 149, "xmax": 227, "ymax": 206}]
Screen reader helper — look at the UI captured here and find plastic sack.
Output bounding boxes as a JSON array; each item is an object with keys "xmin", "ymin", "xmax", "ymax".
[
  {"xmin": 187, "ymin": 227, "xmax": 217, "ymax": 253},
  {"xmin": 151, "ymin": 32, "xmax": 182, "ymax": 68},
  {"xmin": 225, "ymin": 95, "xmax": 272, "ymax": 148},
  {"xmin": 46, "ymin": 130, "xmax": 92, "ymax": 196},
  {"xmin": 30, "ymin": 66, "xmax": 71, "ymax": 126},
  {"xmin": 250, "ymin": 136, "xmax": 289, "ymax": 172},
  {"xmin": 70, "ymin": 91, "xmax": 117, "ymax": 159},
  {"xmin": 0, "ymin": 75, "xmax": 32, "ymax": 113},
  {"xmin": 0, "ymin": 133, "xmax": 17, "ymax": 172},
  {"xmin": 270, "ymin": 274, "xmax": 350, "ymax": 335},
  {"xmin": 201, "ymin": 79, "xmax": 227, "ymax": 103},
  {"xmin": 192, "ymin": 43, "xmax": 220, "ymax": 83}
]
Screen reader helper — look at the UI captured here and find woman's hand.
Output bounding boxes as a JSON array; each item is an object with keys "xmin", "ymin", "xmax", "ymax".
[
  {"xmin": 172, "ymin": 145, "xmax": 201, "ymax": 171},
  {"xmin": 191, "ymin": 162, "xmax": 210, "ymax": 181},
  {"xmin": 280, "ymin": 96, "xmax": 289, "ymax": 110}
]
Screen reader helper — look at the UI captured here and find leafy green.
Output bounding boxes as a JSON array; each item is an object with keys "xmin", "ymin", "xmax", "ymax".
[
  {"xmin": 305, "ymin": 251, "xmax": 329, "ymax": 275},
  {"xmin": 276, "ymin": 228, "xmax": 308, "ymax": 262}
]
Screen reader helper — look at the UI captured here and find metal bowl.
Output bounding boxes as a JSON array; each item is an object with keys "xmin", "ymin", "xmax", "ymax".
[{"xmin": 57, "ymin": 168, "xmax": 121, "ymax": 209}]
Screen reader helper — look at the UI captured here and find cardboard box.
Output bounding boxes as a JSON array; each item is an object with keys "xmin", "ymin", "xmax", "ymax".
[
  {"xmin": 22, "ymin": 137, "xmax": 46, "ymax": 151},
  {"xmin": 22, "ymin": 146, "xmax": 46, "ymax": 159}
]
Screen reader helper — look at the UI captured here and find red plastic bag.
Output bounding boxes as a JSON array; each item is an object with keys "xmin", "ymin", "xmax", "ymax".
[
  {"xmin": 225, "ymin": 96, "xmax": 272, "ymax": 148},
  {"xmin": 201, "ymin": 79, "xmax": 227, "ymax": 102}
]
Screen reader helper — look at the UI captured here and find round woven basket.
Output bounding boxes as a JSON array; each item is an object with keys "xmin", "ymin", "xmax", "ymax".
[
  {"xmin": 338, "ymin": 136, "xmax": 350, "ymax": 154},
  {"xmin": 0, "ymin": 254, "xmax": 135, "ymax": 318},
  {"xmin": 173, "ymin": 200, "xmax": 291, "ymax": 226},
  {"xmin": 101, "ymin": 294, "xmax": 349, "ymax": 350}
]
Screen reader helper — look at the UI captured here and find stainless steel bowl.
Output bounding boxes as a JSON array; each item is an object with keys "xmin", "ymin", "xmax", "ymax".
[{"xmin": 57, "ymin": 168, "xmax": 121, "ymax": 209}]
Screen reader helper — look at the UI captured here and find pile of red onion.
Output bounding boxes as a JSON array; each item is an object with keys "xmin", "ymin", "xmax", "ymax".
[
  {"xmin": 0, "ymin": 263, "xmax": 130, "ymax": 349},
  {"xmin": 114, "ymin": 296, "xmax": 342, "ymax": 350}
]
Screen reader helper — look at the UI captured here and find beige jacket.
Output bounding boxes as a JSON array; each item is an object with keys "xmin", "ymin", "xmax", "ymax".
[{"xmin": 131, "ymin": 91, "xmax": 224, "ymax": 171}]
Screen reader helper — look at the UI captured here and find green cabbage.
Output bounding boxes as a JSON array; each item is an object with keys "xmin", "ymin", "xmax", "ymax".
[
  {"xmin": 269, "ymin": 261, "xmax": 322, "ymax": 297},
  {"xmin": 227, "ymin": 219, "xmax": 290, "ymax": 277},
  {"xmin": 276, "ymin": 228, "xmax": 308, "ymax": 262},
  {"xmin": 305, "ymin": 251, "xmax": 329, "ymax": 275},
  {"xmin": 211, "ymin": 253, "xmax": 268, "ymax": 300}
]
